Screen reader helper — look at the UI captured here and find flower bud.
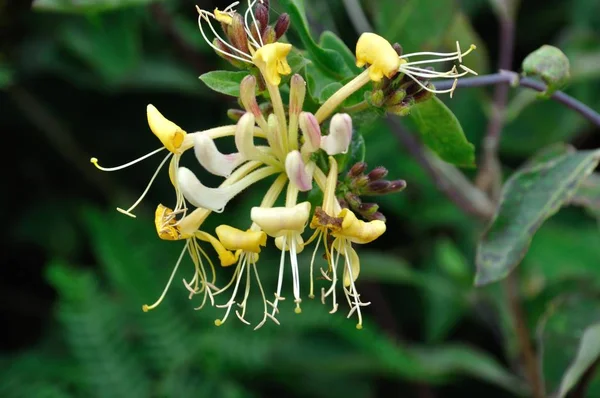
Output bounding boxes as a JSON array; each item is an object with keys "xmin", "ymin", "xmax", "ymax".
[
  {"xmin": 388, "ymin": 99, "xmax": 414, "ymax": 117},
  {"xmin": 240, "ymin": 75, "xmax": 262, "ymax": 118},
  {"xmin": 285, "ymin": 150, "xmax": 312, "ymax": 191},
  {"xmin": 392, "ymin": 43, "xmax": 403, "ymax": 56},
  {"xmin": 289, "ymin": 74, "xmax": 307, "ymax": 116},
  {"xmin": 147, "ymin": 104, "xmax": 186, "ymax": 154},
  {"xmin": 387, "ymin": 179, "xmax": 407, "ymax": 193},
  {"xmin": 368, "ymin": 89, "xmax": 385, "ymax": 107},
  {"xmin": 235, "ymin": 112, "xmax": 262, "ymax": 161},
  {"xmin": 368, "ymin": 167, "xmax": 388, "ymax": 181},
  {"xmin": 255, "ymin": 4, "xmax": 269, "ymax": 33},
  {"xmin": 365, "ymin": 180, "xmax": 391, "ymax": 194},
  {"xmin": 320, "ymin": 113, "xmax": 352, "ymax": 155},
  {"xmin": 229, "ymin": 13, "xmax": 250, "ymax": 55},
  {"xmin": 262, "ymin": 25, "xmax": 276, "ymax": 44},
  {"xmin": 358, "ymin": 202, "xmax": 379, "ymax": 216},
  {"xmin": 344, "ymin": 192, "xmax": 362, "ymax": 208},
  {"xmin": 299, "ymin": 112, "xmax": 321, "ymax": 153},
  {"xmin": 274, "ymin": 13, "xmax": 290, "ymax": 39},
  {"xmin": 386, "ymin": 89, "xmax": 407, "ymax": 106},
  {"xmin": 413, "ymin": 85, "xmax": 435, "ymax": 103},
  {"xmin": 368, "ymin": 212, "xmax": 386, "ymax": 222},
  {"xmin": 347, "ymin": 162, "xmax": 367, "ymax": 178}
]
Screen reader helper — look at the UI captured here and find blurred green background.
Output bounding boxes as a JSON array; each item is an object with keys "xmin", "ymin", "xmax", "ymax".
[{"xmin": 1, "ymin": 0, "xmax": 600, "ymax": 397}]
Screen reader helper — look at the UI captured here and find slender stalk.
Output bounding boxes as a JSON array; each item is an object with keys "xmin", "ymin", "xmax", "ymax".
[{"xmin": 435, "ymin": 73, "xmax": 600, "ymax": 128}]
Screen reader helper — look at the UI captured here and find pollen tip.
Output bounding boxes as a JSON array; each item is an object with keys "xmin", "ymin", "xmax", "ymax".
[
  {"xmin": 356, "ymin": 323, "xmax": 363, "ymax": 330},
  {"xmin": 116, "ymin": 208, "xmax": 137, "ymax": 218},
  {"xmin": 90, "ymin": 157, "xmax": 98, "ymax": 164},
  {"xmin": 294, "ymin": 307, "xmax": 302, "ymax": 314},
  {"xmin": 470, "ymin": 44, "xmax": 477, "ymax": 50},
  {"xmin": 142, "ymin": 304, "xmax": 150, "ymax": 312},
  {"xmin": 214, "ymin": 319, "xmax": 223, "ymax": 326},
  {"xmin": 195, "ymin": 5, "xmax": 202, "ymax": 14}
]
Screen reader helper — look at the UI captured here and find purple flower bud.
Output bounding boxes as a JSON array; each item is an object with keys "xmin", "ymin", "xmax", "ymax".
[
  {"xmin": 393, "ymin": 43, "xmax": 403, "ymax": 56},
  {"xmin": 230, "ymin": 14, "xmax": 250, "ymax": 55},
  {"xmin": 386, "ymin": 179, "xmax": 407, "ymax": 193},
  {"xmin": 347, "ymin": 162, "xmax": 367, "ymax": 178},
  {"xmin": 368, "ymin": 212, "xmax": 386, "ymax": 222},
  {"xmin": 366, "ymin": 180, "xmax": 391, "ymax": 193},
  {"xmin": 262, "ymin": 26, "xmax": 276, "ymax": 44},
  {"xmin": 367, "ymin": 167, "xmax": 388, "ymax": 181},
  {"xmin": 386, "ymin": 89, "xmax": 407, "ymax": 106},
  {"xmin": 351, "ymin": 175, "xmax": 370, "ymax": 190},
  {"xmin": 274, "ymin": 13, "xmax": 290, "ymax": 39},
  {"xmin": 255, "ymin": 3, "xmax": 269, "ymax": 33},
  {"xmin": 413, "ymin": 85, "xmax": 435, "ymax": 103}
]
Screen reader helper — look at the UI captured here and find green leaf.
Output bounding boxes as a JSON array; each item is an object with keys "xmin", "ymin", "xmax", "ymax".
[
  {"xmin": 199, "ymin": 70, "xmax": 250, "ymax": 97},
  {"xmin": 475, "ymin": 150, "xmax": 600, "ymax": 286},
  {"xmin": 522, "ymin": 45, "xmax": 571, "ymax": 98},
  {"xmin": 538, "ymin": 294, "xmax": 600, "ymax": 397},
  {"xmin": 319, "ymin": 31, "xmax": 361, "ymax": 75},
  {"xmin": 570, "ymin": 173, "xmax": 600, "ymax": 218},
  {"xmin": 0, "ymin": 64, "xmax": 13, "ymax": 89},
  {"xmin": 278, "ymin": 0, "xmax": 352, "ymax": 79},
  {"xmin": 33, "ymin": 0, "xmax": 154, "ymax": 14},
  {"xmin": 407, "ymin": 97, "xmax": 476, "ymax": 167},
  {"xmin": 557, "ymin": 323, "xmax": 600, "ymax": 397}
]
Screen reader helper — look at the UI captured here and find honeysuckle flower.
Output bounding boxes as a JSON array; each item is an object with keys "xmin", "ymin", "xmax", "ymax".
[
  {"xmin": 193, "ymin": 134, "xmax": 244, "ymax": 178},
  {"xmin": 355, "ymin": 32, "xmax": 402, "ymax": 82},
  {"xmin": 320, "ymin": 113, "xmax": 353, "ymax": 155},
  {"xmin": 212, "ymin": 225, "xmax": 274, "ymax": 328},
  {"xmin": 285, "ymin": 150, "xmax": 313, "ymax": 191},
  {"xmin": 308, "ymin": 157, "xmax": 386, "ymax": 329},
  {"xmin": 196, "ymin": 0, "xmax": 292, "ymax": 86},
  {"xmin": 251, "ymin": 201, "xmax": 311, "ymax": 314}
]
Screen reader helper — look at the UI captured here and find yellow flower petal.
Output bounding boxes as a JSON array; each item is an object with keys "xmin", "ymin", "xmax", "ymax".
[
  {"xmin": 155, "ymin": 204, "xmax": 189, "ymax": 240},
  {"xmin": 252, "ymin": 43, "xmax": 292, "ymax": 86},
  {"xmin": 251, "ymin": 202, "xmax": 311, "ymax": 237},
  {"xmin": 355, "ymin": 32, "xmax": 401, "ymax": 82},
  {"xmin": 215, "ymin": 225, "xmax": 267, "ymax": 253},
  {"xmin": 335, "ymin": 208, "xmax": 386, "ymax": 244},
  {"xmin": 147, "ymin": 104, "xmax": 187, "ymax": 154}
]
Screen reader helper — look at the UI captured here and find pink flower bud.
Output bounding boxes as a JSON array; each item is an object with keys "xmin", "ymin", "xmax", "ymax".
[
  {"xmin": 285, "ymin": 150, "xmax": 312, "ymax": 191},
  {"xmin": 299, "ymin": 112, "xmax": 321, "ymax": 153},
  {"xmin": 320, "ymin": 113, "xmax": 352, "ymax": 155}
]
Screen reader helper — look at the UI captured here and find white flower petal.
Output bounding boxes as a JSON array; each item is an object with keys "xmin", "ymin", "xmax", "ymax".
[{"xmin": 194, "ymin": 134, "xmax": 244, "ymax": 177}]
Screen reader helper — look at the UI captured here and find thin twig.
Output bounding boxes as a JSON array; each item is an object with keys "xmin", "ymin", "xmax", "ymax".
[
  {"xmin": 435, "ymin": 73, "xmax": 600, "ymax": 128},
  {"xmin": 386, "ymin": 117, "xmax": 495, "ymax": 220}
]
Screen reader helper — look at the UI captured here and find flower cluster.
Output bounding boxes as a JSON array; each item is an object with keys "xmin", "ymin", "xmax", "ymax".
[{"xmin": 91, "ymin": 0, "xmax": 476, "ymax": 329}]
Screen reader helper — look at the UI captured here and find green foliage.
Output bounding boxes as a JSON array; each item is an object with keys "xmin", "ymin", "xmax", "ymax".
[
  {"xmin": 32, "ymin": 0, "xmax": 155, "ymax": 14},
  {"xmin": 407, "ymin": 97, "xmax": 476, "ymax": 167},
  {"xmin": 522, "ymin": 45, "xmax": 571, "ymax": 98},
  {"xmin": 199, "ymin": 71, "xmax": 251, "ymax": 97},
  {"xmin": 476, "ymin": 149, "xmax": 600, "ymax": 286}
]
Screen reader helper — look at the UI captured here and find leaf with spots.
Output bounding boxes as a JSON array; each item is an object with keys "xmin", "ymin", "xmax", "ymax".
[{"xmin": 475, "ymin": 149, "xmax": 600, "ymax": 286}]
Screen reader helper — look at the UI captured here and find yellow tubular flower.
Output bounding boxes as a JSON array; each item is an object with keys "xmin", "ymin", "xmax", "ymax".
[
  {"xmin": 215, "ymin": 225, "xmax": 267, "ymax": 253},
  {"xmin": 252, "ymin": 43, "xmax": 292, "ymax": 86},
  {"xmin": 147, "ymin": 104, "xmax": 187, "ymax": 154},
  {"xmin": 355, "ymin": 32, "xmax": 402, "ymax": 82},
  {"xmin": 334, "ymin": 208, "xmax": 386, "ymax": 244}
]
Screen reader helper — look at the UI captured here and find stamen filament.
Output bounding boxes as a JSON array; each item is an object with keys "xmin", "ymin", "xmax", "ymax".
[
  {"xmin": 90, "ymin": 147, "xmax": 165, "ymax": 171},
  {"xmin": 143, "ymin": 241, "xmax": 189, "ymax": 312},
  {"xmin": 196, "ymin": 7, "xmax": 253, "ymax": 63}
]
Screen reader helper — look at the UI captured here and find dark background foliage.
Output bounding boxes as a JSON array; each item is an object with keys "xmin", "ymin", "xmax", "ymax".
[{"xmin": 1, "ymin": 0, "xmax": 599, "ymax": 397}]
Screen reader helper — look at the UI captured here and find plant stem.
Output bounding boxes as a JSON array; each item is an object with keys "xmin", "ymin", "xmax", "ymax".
[
  {"xmin": 435, "ymin": 72, "xmax": 600, "ymax": 128},
  {"xmin": 342, "ymin": 100, "xmax": 370, "ymax": 114}
]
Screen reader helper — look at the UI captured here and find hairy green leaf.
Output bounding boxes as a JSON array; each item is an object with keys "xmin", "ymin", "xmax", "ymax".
[
  {"xmin": 476, "ymin": 150, "xmax": 600, "ymax": 286},
  {"xmin": 199, "ymin": 70, "xmax": 250, "ymax": 97},
  {"xmin": 408, "ymin": 97, "xmax": 476, "ymax": 167},
  {"xmin": 522, "ymin": 45, "xmax": 571, "ymax": 98}
]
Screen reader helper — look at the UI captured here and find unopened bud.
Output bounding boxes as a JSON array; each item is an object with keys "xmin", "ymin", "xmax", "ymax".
[
  {"xmin": 368, "ymin": 89, "xmax": 385, "ymax": 107},
  {"xmin": 388, "ymin": 99, "xmax": 414, "ymax": 117},
  {"xmin": 347, "ymin": 162, "xmax": 367, "ymax": 178},
  {"xmin": 227, "ymin": 109, "xmax": 245, "ymax": 122},
  {"xmin": 386, "ymin": 89, "xmax": 407, "ymax": 106},
  {"xmin": 365, "ymin": 180, "xmax": 391, "ymax": 193},
  {"xmin": 321, "ymin": 113, "xmax": 352, "ymax": 155},
  {"xmin": 413, "ymin": 85, "xmax": 435, "ymax": 103},
  {"xmin": 351, "ymin": 175, "xmax": 370, "ymax": 190},
  {"xmin": 274, "ymin": 13, "xmax": 290, "ymax": 39},
  {"xmin": 392, "ymin": 43, "xmax": 403, "ymax": 56},
  {"xmin": 299, "ymin": 112, "xmax": 321, "ymax": 153},
  {"xmin": 240, "ymin": 75, "xmax": 262, "ymax": 118},
  {"xmin": 387, "ymin": 179, "xmax": 407, "ymax": 193},
  {"xmin": 344, "ymin": 192, "xmax": 362, "ymax": 208},
  {"xmin": 368, "ymin": 212, "xmax": 386, "ymax": 222},
  {"xmin": 213, "ymin": 39, "xmax": 244, "ymax": 68},
  {"xmin": 290, "ymin": 74, "xmax": 307, "ymax": 115},
  {"xmin": 358, "ymin": 202, "xmax": 379, "ymax": 216},
  {"xmin": 368, "ymin": 167, "xmax": 388, "ymax": 181},
  {"xmin": 262, "ymin": 26, "xmax": 276, "ymax": 44},
  {"xmin": 255, "ymin": 4, "xmax": 269, "ymax": 33},
  {"xmin": 285, "ymin": 150, "xmax": 312, "ymax": 192},
  {"xmin": 230, "ymin": 14, "xmax": 250, "ymax": 54}
]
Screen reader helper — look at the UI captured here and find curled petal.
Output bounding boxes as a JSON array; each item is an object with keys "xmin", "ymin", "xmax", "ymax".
[
  {"xmin": 155, "ymin": 204, "xmax": 186, "ymax": 241},
  {"xmin": 320, "ymin": 113, "xmax": 352, "ymax": 155},
  {"xmin": 275, "ymin": 234, "xmax": 305, "ymax": 253},
  {"xmin": 251, "ymin": 202, "xmax": 311, "ymax": 237},
  {"xmin": 285, "ymin": 150, "xmax": 313, "ymax": 191},
  {"xmin": 178, "ymin": 167, "xmax": 234, "ymax": 212},
  {"xmin": 333, "ymin": 240, "xmax": 360, "ymax": 287},
  {"xmin": 252, "ymin": 42, "xmax": 292, "ymax": 86},
  {"xmin": 355, "ymin": 32, "xmax": 401, "ymax": 82},
  {"xmin": 235, "ymin": 113, "xmax": 263, "ymax": 161},
  {"xmin": 215, "ymin": 225, "xmax": 267, "ymax": 253},
  {"xmin": 194, "ymin": 134, "xmax": 244, "ymax": 177},
  {"xmin": 334, "ymin": 208, "xmax": 386, "ymax": 244},
  {"xmin": 147, "ymin": 104, "xmax": 187, "ymax": 154},
  {"xmin": 299, "ymin": 112, "xmax": 321, "ymax": 153}
]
